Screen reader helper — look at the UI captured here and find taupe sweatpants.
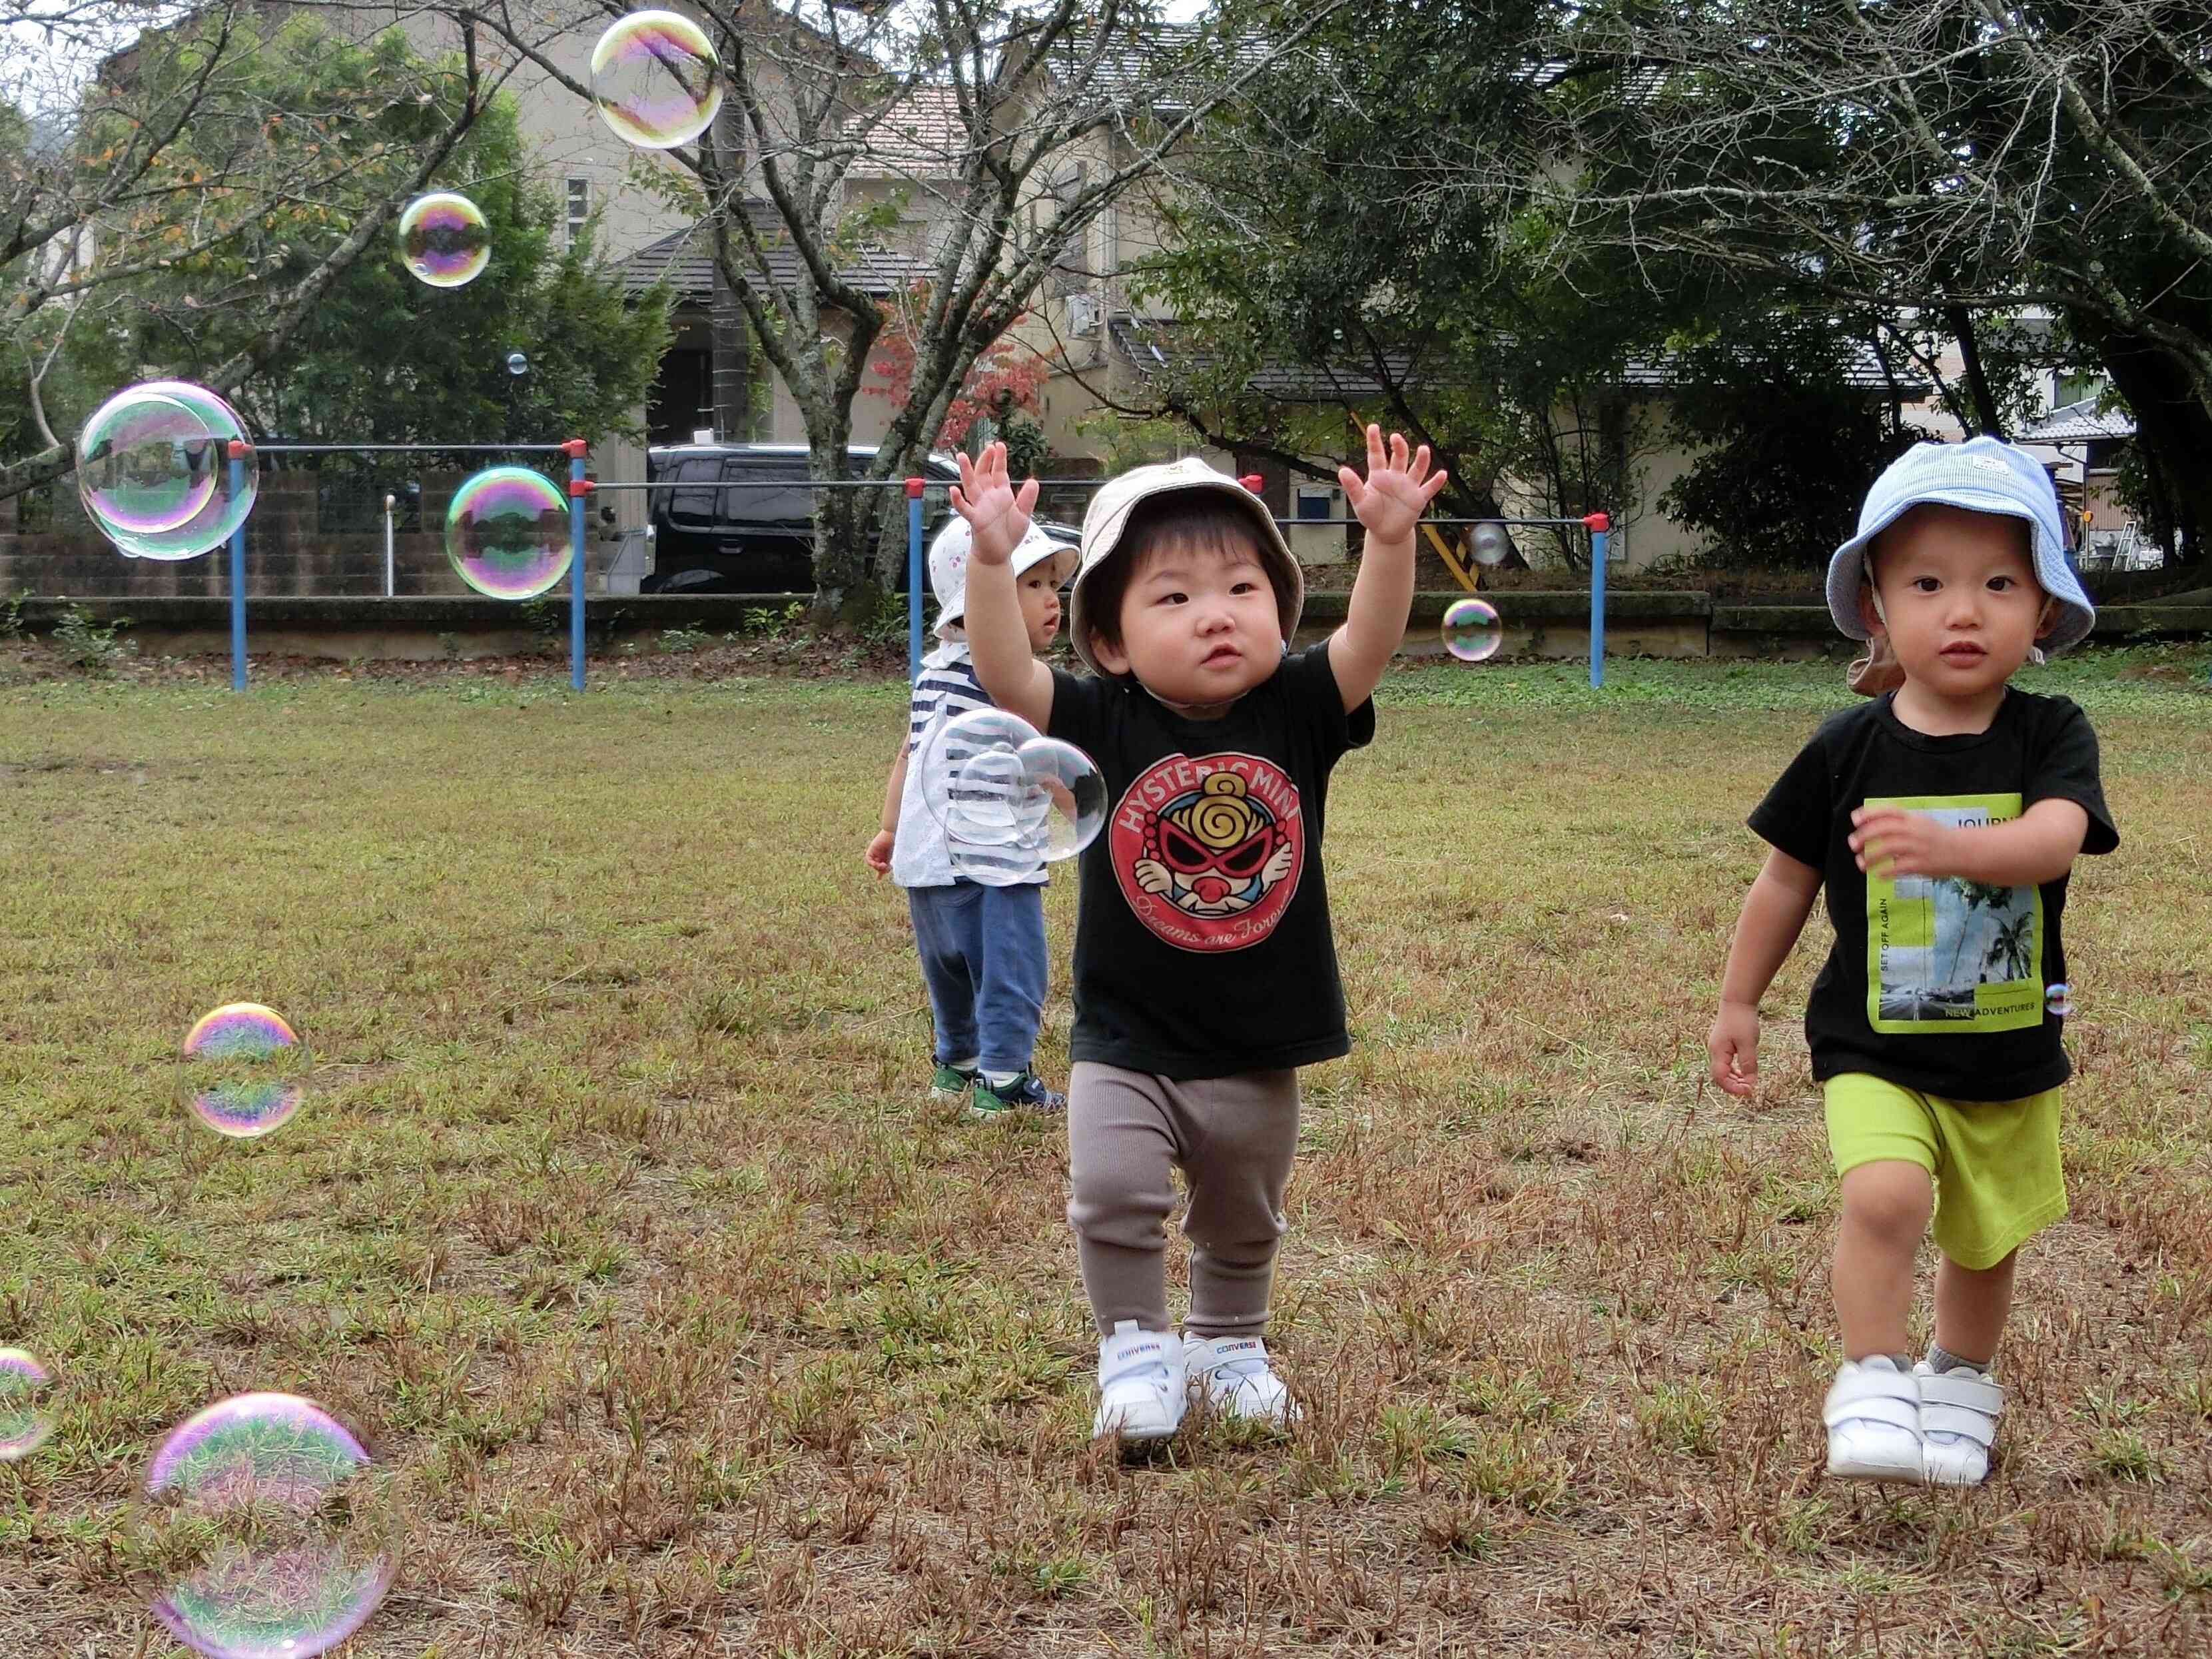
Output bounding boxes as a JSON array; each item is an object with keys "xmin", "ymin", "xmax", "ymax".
[{"xmin": 1066, "ymin": 1061, "xmax": 1301, "ymax": 1339}]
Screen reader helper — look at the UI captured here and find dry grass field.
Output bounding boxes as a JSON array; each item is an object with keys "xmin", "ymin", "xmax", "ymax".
[{"xmin": 3, "ymin": 643, "xmax": 2209, "ymax": 1656}]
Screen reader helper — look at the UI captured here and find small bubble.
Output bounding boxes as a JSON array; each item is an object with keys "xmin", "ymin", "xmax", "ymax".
[{"xmin": 1441, "ymin": 596, "xmax": 1502, "ymax": 663}]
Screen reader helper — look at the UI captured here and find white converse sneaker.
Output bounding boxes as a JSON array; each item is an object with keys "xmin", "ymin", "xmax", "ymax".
[
  {"xmin": 1915, "ymin": 1361, "xmax": 2002, "ymax": 1487},
  {"xmin": 1184, "ymin": 1333, "xmax": 1297, "ymax": 1430},
  {"xmin": 1092, "ymin": 1321, "xmax": 1184, "ymax": 1443},
  {"xmin": 1823, "ymin": 1357, "xmax": 1925, "ymax": 1484}
]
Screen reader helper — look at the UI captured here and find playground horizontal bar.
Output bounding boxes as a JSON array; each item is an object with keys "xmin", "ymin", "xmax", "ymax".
[{"xmin": 251, "ymin": 443, "xmax": 578, "ymax": 454}]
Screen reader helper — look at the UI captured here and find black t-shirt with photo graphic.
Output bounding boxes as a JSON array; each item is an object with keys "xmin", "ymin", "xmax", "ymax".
[
  {"xmin": 1749, "ymin": 689, "xmax": 2118, "ymax": 1101},
  {"xmin": 1048, "ymin": 643, "xmax": 1373, "ymax": 1079}
]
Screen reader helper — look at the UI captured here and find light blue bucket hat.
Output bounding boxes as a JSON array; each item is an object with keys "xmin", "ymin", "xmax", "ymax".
[{"xmin": 1826, "ymin": 436, "xmax": 2095, "ymax": 654}]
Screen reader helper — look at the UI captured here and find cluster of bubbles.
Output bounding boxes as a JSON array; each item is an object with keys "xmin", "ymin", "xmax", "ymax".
[
  {"xmin": 35, "ymin": 20, "xmax": 732, "ymax": 1654},
  {"xmin": 1441, "ymin": 596, "xmax": 1503, "ymax": 664},
  {"xmin": 76, "ymin": 383, "xmax": 258, "ymax": 562},
  {"xmin": 147, "ymin": 1394, "xmax": 392, "ymax": 1659},
  {"xmin": 13, "ymin": 1012, "xmax": 386, "ymax": 1656},
  {"xmin": 390, "ymin": 11, "xmax": 721, "ymax": 292},
  {"xmin": 920, "ymin": 709, "xmax": 1106, "ymax": 885},
  {"xmin": 444, "ymin": 465, "xmax": 573, "ymax": 600}
]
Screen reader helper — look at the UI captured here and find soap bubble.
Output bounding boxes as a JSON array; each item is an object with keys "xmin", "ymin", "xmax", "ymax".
[
  {"xmin": 591, "ymin": 11, "xmax": 723, "ymax": 150},
  {"xmin": 1467, "ymin": 522, "xmax": 1513, "ymax": 567},
  {"xmin": 1441, "ymin": 596, "xmax": 1503, "ymax": 663},
  {"xmin": 75, "ymin": 382, "xmax": 256, "ymax": 561},
  {"xmin": 444, "ymin": 466, "xmax": 571, "ymax": 600},
  {"xmin": 2045, "ymin": 981, "xmax": 2073, "ymax": 1018},
  {"xmin": 147, "ymin": 1394, "xmax": 391, "ymax": 1659},
  {"xmin": 505, "ymin": 350, "xmax": 529, "ymax": 377},
  {"xmin": 396, "ymin": 193, "xmax": 490, "ymax": 288},
  {"xmin": 921, "ymin": 709, "xmax": 1106, "ymax": 883},
  {"xmin": 1010, "ymin": 737, "xmax": 1108, "ymax": 860},
  {"xmin": 181, "ymin": 1004, "xmax": 309, "ymax": 1141},
  {"xmin": 0, "ymin": 1349, "xmax": 55, "ymax": 1462}
]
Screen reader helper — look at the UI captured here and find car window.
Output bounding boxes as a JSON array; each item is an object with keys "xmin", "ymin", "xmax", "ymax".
[
  {"xmin": 669, "ymin": 458, "xmax": 722, "ymax": 522},
  {"xmin": 722, "ymin": 457, "xmax": 815, "ymax": 528}
]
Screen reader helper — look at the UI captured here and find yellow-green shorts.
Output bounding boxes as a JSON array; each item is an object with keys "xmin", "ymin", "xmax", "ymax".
[{"xmin": 1824, "ymin": 1073, "xmax": 2067, "ymax": 1270}]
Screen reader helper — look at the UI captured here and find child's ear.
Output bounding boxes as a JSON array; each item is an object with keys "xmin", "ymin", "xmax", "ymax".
[
  {"xmin": 2035, "ymin": 594, "xmax": 2058, "ymax": 639},
  {"xmin": 1087, "ymin": 627, "xmax": 1130, "ymax": 677},
  {"xmin": 1855, "ymin": 580, "xmax": 1885, "ymax": 641}
]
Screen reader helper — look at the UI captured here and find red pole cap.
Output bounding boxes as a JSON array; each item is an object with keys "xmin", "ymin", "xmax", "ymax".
[
  {"xmin": 1240, "ymin": 474, "xmax": 1264, "ymax": 492},
  {"xmin": 1581, "ymin": 511, "xmax": 1611, "ymax": 532},
  {"xmin": 567, "ymin": 477, "xmax": 596, "ymax": 498},
  {"xmin": 226, "ymin": 439, "xmax": 254, "ymax": 460},
  {"xmin": 561, "ymin": 438, "xmax": 588, "ymax": 458},
  {"xmin": 906, "ymin": 476, "xmax": 925, "ymax": 498}
]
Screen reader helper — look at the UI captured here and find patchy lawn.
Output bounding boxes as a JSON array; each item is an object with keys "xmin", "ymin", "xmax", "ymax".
[{"xmin": 3, "ymin": 649, "xmax": 2210, "ymax": 1656}]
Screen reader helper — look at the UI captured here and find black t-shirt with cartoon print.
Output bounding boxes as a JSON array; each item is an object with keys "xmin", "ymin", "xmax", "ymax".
[
  {"xmin": 1750, "ymin": 689, "xmax": 2118, "ymax": 1101},
  {"xmin": 1048, "ymin": 642, "xmax": 1374, "ymax": 1079}
]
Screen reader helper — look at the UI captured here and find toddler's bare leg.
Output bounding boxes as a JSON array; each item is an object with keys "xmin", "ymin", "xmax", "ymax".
[{"xmin": 1833, "ymin": 1160, "xmax": 1934, "ymax": 1361}]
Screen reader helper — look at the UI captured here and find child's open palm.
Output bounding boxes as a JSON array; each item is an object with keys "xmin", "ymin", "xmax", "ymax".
[
  {"xmin": 949, "ymin": 441, "xmax": 1039, "ymax": 566},
  {"xmin": 1339, "ymin": 425, "xmax": 1448, "ymax": 544}
]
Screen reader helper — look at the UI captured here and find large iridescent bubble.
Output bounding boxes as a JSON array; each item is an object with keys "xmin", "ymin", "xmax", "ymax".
[
  {"xmin": 396, "ymin": 193, "xmax": 490, "ymax": 288},
  {"xmin": 147, "ymin": 1393, "xmax": 391, "ymax": 1659},
  {"xmin": 444, "ymin": 466, "xmax": 572, "ymax": 600},
  {"xmin": 75, "ymin": 382, "xmax": 256, "ymax": 561},
  {"xmin": 921, "ymin": 708, "xmax": 1106, "ymax": 887},
  {"xmin": 179, "ymin": 1003, "xmax": 310, "ymax": 1141},
  {"xmin": 591, "ymin": 11, "xmax": 723, "ymax": 149}
]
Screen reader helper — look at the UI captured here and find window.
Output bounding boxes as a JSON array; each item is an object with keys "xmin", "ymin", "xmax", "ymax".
[{"xmin": 565, "ymin": 178, "xmax": 591, "ymax": 249}]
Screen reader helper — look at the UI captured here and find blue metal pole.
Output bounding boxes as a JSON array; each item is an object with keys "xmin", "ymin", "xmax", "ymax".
[
  {"xmin": 227, "ymin": 448, "xmax": 248, "ymax": 692},
  {"xmin": 1586, "ymin": 512, "xmax": 1610, "ymax": 690},
  {"xmin": 906, "ymin": 476, "xmax": 924, "ymax": 682},
  {"xmin": 568, "ymin": 446, "xmax": 587, "ymax": 692}
]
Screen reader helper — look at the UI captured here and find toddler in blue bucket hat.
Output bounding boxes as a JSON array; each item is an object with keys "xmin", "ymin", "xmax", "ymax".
[{"xmin": 1706, "ymin": 435, "xmax": 2119, "ymax": 1488}]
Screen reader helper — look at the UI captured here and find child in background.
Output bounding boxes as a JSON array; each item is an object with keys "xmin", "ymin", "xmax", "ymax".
[
  {"xmin": 952, "ymin": 428, "xmax": 1445, "ymax": 1442},
  {"xmin": 1708, "ymin": 436, "xmax": 2117, "ymax": 1486},
  {"xmin": 865, "ymin": 516, "xmax": 1076, "ymax": 1118}
]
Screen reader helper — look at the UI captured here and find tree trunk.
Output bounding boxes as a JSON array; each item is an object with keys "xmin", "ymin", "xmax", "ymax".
[
  {"xmin": 1945, "ymin": 306, "xmax": 2007, "ymax": 440},
  {"xmin": 2075, "ymin": 320, "xmax": 2211, "ymax": 568}
]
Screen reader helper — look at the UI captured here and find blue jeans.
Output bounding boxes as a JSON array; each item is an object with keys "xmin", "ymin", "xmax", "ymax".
[{"xmin": 907, "ymin": 881, "xmax": 1048, "ymax": 1077}]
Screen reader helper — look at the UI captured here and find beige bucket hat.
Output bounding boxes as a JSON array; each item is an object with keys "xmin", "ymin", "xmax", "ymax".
[{"xmin": 1066, "ymin": 457, "xmax": 1302, "ymax": 674}]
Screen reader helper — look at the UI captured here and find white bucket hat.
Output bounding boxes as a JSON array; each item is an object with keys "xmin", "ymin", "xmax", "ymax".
[
  {"xmin": 928, "ymin": 516, "xmax": 1078, "ymax": 640},
  {"xmin": 1066, "ymin": 458, "xmax": 1302, "ymax": 675},
  {"xmin": 1826, "ymin": 436, "xmax": 2095, "ymax": 654}
]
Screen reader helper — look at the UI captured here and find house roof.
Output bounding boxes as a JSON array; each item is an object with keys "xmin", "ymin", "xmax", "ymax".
[
  {"xmin": 617, "ymin": 209, "xmax": 929, "ymax": 302},
  {"xmin": 1040, "ymin": 22, "xmax": 1268, "ymax": 114},
  {"xmin": 2018, "ymin": 396, "xmax": 2135, "ymax": 443},
  {"xmin": 1108, "ymin": 316, "xmax": 1922, "ymax": 401},
  {"xmin": 848, "ymin": 84, "xmax": 966, "ymax": 175}
]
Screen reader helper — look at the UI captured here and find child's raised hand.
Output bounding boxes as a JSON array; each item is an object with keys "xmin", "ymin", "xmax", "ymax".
[
  {"xmin": 949, "ymin": 441, "xmax": 1040, "ymax": 567},
  {"xmin": 1706, "ymin": 1001, "xmax": 1761, "ymax": 1099},
  {"xmin": 1339, "ymin": 425, "xmax": 1449, "ymax": 546}
]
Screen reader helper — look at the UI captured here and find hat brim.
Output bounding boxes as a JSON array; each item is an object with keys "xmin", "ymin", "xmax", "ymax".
[
  {"xmin": 1826, "ymin": 488, "xmax": 2095, "ymax": 652},
  {"xmin": 1069, "ymin": 480, "xmax": 1303, "ymax": 675}
]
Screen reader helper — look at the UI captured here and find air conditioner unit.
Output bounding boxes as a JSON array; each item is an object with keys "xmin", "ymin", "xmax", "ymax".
[{"xmin": 1066, "ymin": 292, "xmax": 1100, "ymax": 336}]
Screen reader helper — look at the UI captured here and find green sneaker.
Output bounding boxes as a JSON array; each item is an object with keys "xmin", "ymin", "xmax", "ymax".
[
  {"xmin": 969, "ymin": 1071, "xmax": 1068, "ymax": 1119},
  {"xmin": 928, "ymin": 1063, "xmax": 978, "ymax": 1103}
]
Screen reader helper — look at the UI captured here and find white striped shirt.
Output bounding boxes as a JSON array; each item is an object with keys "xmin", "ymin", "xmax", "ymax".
[{"xmin": 891, "ymin": 643, "xmax": 1048, "ymax": 888}]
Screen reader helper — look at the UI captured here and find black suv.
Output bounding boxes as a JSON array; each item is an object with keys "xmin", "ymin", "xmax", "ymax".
[{"xmin": 642, "ymin": 442, "xmax": 1079, "ymax": 594}]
